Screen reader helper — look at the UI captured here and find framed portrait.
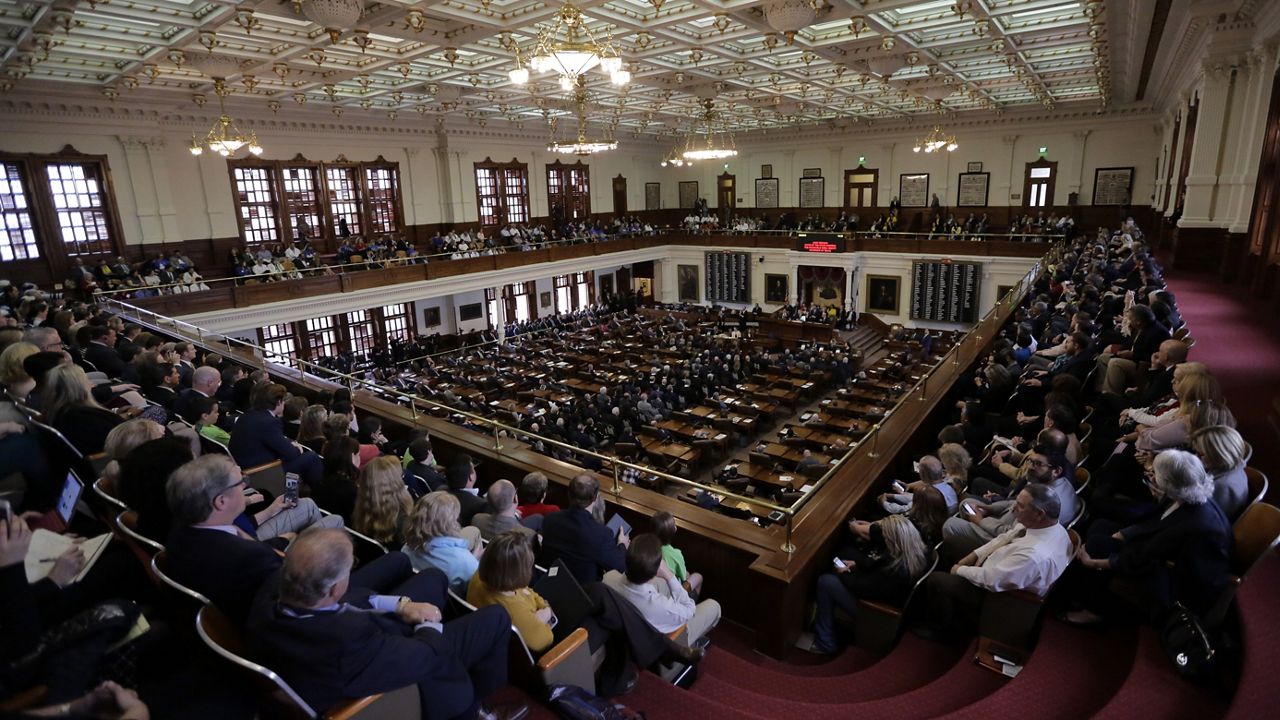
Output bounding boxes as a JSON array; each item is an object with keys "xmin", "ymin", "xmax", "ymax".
[
  {"xmin": 967, "ymin": 161, "xmax": 983, "ymax": 172},
  {"xmin": 1093, "ymin": 166, "xmax": 1134, "ymax": 205},
  {"xmin": 866, "ymin": 274, "xmax": 901, "ymax": 315},
  {"xmin": 679, "ymin": 181, "xmax": 699, "ymax": 209},
  {"xmin": 645, "ymin": 182, "xmax": 661, "ymax": 210},
  {"xmin": 599, "ymin": 274, "xmax": 615, "ymax": 299},
  {"xmin": 956, "ymin": 172, "xmax": 990, "ymax": 207},
  {"xmin": 765, "ymin": 273, "xmax": 788, "ymax": 303},
  {"xmin": 678, "ymin": 264, "xmax": 699, "ymax": 301},
  {"xmin": 458, "ymin": 303, "xmax": 482, "ymax": 322},
  {"xmin": 423, "ymin": 306, "xmax": 442, "ymax": 328},
  {"xmin": 755, "ymin": 177, "xmax": 779, "ymax": 208},
  {"xmin": 539, "ymin": 291, "xmax": 552, "ymax": 309},
  {"xmin": 636, "ymin": 277, "xmax": 653, "ymax": 299},
  {"xmin": 899, "ymin": 173, "xmax": 929, "ymax": 207},
  {"xmin": 799, "ymin": 177, "xmax": 825, "ymax": 208},
  {"xmin": 761, "ymin": 164, "xmax": 773, "ymax": 179}
]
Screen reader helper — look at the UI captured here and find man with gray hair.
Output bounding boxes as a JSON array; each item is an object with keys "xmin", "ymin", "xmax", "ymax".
[
  {"xmin": 248, "ymin": 528, "xmax": 523, "ymax": 720},
  {"xmin": 173, "ymin": 365, "xmax": 227, "ymax": 429},
  {"xmin": 469, "ymin": 479, "xmax": 536, "ymax": 542},
  {"xmin": 925, "ymin": 483, "xmax": 1074, "ymax": 636}
]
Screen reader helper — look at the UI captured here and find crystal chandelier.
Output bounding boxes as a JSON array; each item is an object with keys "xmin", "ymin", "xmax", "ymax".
[
  {"xmin": 659, "ymin": 144, "xmax": 687, "ymax": 167},
  {"xmin": 508, "ymin": 1, "xmax": 630, "ymax": 92},
  {"xmin": 682, "ymin": 99, "xmax": 737, "ymax": 161},
  {"xmin": 299, "ymin": 0, "xmax": 365, "ymax": 44},
  {"xmin": 912, "ymin": 124, "xmax": 958, "ymax": 153},
  {"xmin": 189, "ymin": 81, "xmax": 262, "ymax": 157},
  {"xmin": 764, "ymin": 0, "xmax": 818, "ymax": 43},
  {"xmin": 547, "ymin": 88, "xmax": 617, "ymax": 156}
]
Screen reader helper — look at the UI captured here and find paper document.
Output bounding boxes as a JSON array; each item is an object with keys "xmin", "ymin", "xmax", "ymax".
[{"xmin": 25, "ymin": 529, "xmax": 112, "ymax": 584}]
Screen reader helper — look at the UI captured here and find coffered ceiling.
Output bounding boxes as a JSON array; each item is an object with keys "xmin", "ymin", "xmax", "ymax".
[{"xmin": 0, "ymin": 0, "xmax": 1119, "ymax": 138}]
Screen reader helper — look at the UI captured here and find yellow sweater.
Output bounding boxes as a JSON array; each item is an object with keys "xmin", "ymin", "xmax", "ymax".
[{"xmin": 467, "ymin": 575, "xmax": 554, "ymax": 652}]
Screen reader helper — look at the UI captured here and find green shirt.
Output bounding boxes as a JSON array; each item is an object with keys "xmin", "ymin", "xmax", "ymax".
[
  {"xmin": 661, "ymin": 544, "xmax": 688, "ymax": 582},
  {"xmin": 199, "ymin": 422, "xmax": 231, "ymax": 446}
]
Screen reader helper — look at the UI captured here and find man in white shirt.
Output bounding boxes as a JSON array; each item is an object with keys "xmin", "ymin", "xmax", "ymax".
[
  {"xmin": 926, "ymin": 483, "xmax": 1073, "ymax": 636},
  {"xmin": 603, "ymin": 534, "xmax": 720, "ymax": 645},
  {"xmin": 942, "ymin": 448, "xmax": 1078, "ymax": 559}
]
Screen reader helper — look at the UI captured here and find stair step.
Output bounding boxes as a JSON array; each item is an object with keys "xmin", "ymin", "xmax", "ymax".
[
  {"xmin": 626, "ymin": 670, "xmax": 772, "ymax": 720},
  {"xmin": 699, "ymin": 632, "xmax": 962, "ymax": 699}
]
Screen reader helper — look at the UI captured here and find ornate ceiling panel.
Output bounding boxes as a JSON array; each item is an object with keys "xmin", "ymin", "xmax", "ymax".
[{"xmin": 0, "ymin": 0, "xmax": 1115, "ymax": 138}]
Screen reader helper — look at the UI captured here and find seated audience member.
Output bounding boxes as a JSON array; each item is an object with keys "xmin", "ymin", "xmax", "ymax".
[
  {"xmin": 402, "ymin": 491, "xmax": 483, "ymax": 593},
  {"xmin": 446, "ymin": 454, "xmax": 491, "ymax": 527},
  {"xmin": 183, "ymin": 395, "xmax": 230, "ymax": 446},
  {"xmin": 1189, "ymin": 425, "xmax": 1249, "ymax": 520},
  {"xmin": 942, "ymin": 448, "xmax": 1077, "ymax": 559},
  {"xmin": 352, "ymin": 455, "xmax": 415, "ymax": 547},
  {"xmin": 471, "ymin": 479, "xmax": 536, "ymax": 542},
  {"xmin": 925, "ymin": 484, "xmax": 1073, "ymax": 637},
  {"xmin": 43, "ymin": 363, "xmax": 126, "ymax": 455},
  {"xmin": 313, "ymin": 435, "xmax": 360, "ymax": 523},
  {"xmin": 651, "ymin": 511, "xmax": 703, "ymax": 597},
  {"xmin": 516, "ymin": 471, "xmax": 560, "ymax": 519},
  {"xmin": 295, "ymin": 403, "xmax": 329, "ymax": 452},
  {"xmin": 880, "ymin": 455, "xmax": 958, "ymax": 515},
  {"xmin": 848, "ymin": 485, "xmax": 947, "ymax": 555},
  {"xmin": 248, "ymin": 527, "xmax": 522, "ymax": 720},
  {"xmin": 228, "ymin": 382, "xmax": 322, "ymax": 485},
  {"xmin": 604, "ymin": 534, "xmax": 722, "ymax": 645},
  {"xmin": 1097, "ymin": 304, "xmax": 1171, "ymax": 396},
  {"xmin": 0, "ymin": 340, "xmax": 38, "ymax": 399},
  {"xmin": 811, "ymin": 515, "xmax": 930, "ymax": 654},
  {"xmin": 82, "ymin": 324, "xmax": 126, "ymax": 378},
  {"xmin": 938, "ymin": 442, "xmax": 973, "ymax": 494},
  {"xmin": 100, "ymin": 417, "xmax": 166, "ymax": 486},
  {"xmin": 469, "ymin": 531, "xmax": 702, "ymax": 698},
  {"xmin": 404, "ymin": 438, "xmax": 446, "ymax": 495},
  {"xmin": 1069, "ymin": 450, "xmax": 1232, "ymax": 624},
  {"xmin": 540, "ymin": 474, "xmax": 628, "ymax": 584}
]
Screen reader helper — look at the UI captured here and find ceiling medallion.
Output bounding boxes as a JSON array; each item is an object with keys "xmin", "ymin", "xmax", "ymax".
[
  {"xmin": 912, "ymin": 125, "xmax": 957, "ymax": 153},
  {"xmin": 189, "ymin": 80, "xmax": 262, "ymax": 158},
  {"xmin": 509, "ymin": 2, "xmax": 629, "ymax": 92}
]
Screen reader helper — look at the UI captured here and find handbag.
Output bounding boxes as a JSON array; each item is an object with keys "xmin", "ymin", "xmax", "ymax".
[
  {"xmin": 1160, "ymin": 602, "xmax": 1215, "ymax": 678},
  {"xmin": 546, "ymin": 684, "xmax": 646, "ymax": 720}
]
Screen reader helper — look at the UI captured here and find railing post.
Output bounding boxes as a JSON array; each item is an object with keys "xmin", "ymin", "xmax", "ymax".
[
  {"xmin": 781, "ymin": 512, "xmax": 796, "ymax": 553},
  {"xmin": 492, "ymin": 424, "xmax": 503, "ymax": 452},
  {"xmin": 918, "ymin": 371, "xmax": 928, "ymax": 402},
  {"xmin": 410, "ymin": 398, "xmax": 418, "ymax": 420},
  {"xmin": 867, "ymin": 424, "xmax": 881, "ymax": 459},
  {"xmin": 612, "ymin": 462, "xmax": 622, "ymax": 497}
]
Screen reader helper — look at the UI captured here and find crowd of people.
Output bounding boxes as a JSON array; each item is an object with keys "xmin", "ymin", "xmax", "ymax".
[
  {"xmin": 65, "ymin": 252, "xmax": 210, "ymax": 300},
  {"xmin": 806, "ymin": 217, "xmax": 1246, "ymax": 661}
]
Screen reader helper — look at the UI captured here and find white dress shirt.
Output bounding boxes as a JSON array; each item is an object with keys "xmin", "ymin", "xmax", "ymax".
[
  {"xmin": 954, "ymin": 523, "xmax": 1072, "ymax": 596},
  {"xmin": 602, "ymin": 571, "xmax": 694, "ymax": 634}
]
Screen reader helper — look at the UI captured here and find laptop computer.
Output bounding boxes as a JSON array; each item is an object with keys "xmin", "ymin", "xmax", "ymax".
[{"xmin": 532, "ymin": 559, "xmax": 595, "ymax": 645}]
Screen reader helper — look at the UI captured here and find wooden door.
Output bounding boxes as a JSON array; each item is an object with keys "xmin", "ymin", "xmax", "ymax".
[
  {"xmin": 1023, "ymin": 158, "xmax": 1058, "ymax": 208},
  {"xmin": 717, "ymin": 172, "xmax": 736, "ymax": 211},
  {"xmin": 843, "ymin": 167, "xmax": 878, "ymax": 208},
  {"xmin": 612, "ymin": 174, "xmax": 627, "ymax": 216}
]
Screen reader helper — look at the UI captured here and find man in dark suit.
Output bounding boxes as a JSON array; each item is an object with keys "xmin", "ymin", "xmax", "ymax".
[
  {"xmin": 445, "ymin": 454, "xmax": 490, "ymax": 526},
  {"xmin": 228, "ymin": 383, "xmax": 322, "ymax": 485},
  {"xmin": 83, "ymin": 325, "xmax": 126, "ymax": 378},
  {"xmin": 405, "ymin": 438, "xmax": 446, "ymax": 495},
  {"xmin": 173, "ymin": 366, "xmax": 232, "ymax": 430},
  {"xmin": 539, "ymin": 474, "xmax": 628, "ymax": 584},
  {"xmin": 247, "ymin": 528, "xmax": 522, "ymax": 720}
]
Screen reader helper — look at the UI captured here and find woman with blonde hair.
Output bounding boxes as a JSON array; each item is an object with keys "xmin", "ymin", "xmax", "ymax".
[
  {"xmin": 1133, "ymin": 372, "xmax": 1225, "ymax": 452},
  {"xmin": 353, "ymin": 455, "xmax": 413, "ymax": 546},
  {"xmin": 402, "ymin": 491, "xmax": 482, "ymax": 592},
  {"xmin": 1189, "ymin": 424, "xmax": 1249, "ymax": 519},
  {"xmin": 44, "ymin": 363, "xmax": 129, "ymax": 455},
  {"xmin": 938, "ymin": 442, "xmax": 972, "ymax": 494},
  {"xmin": 296, "ymin": 403, "xmax": 329, "ymax": 451},
  {"xmin": 101, "ymin": 417, "xmax": 165, "ymax": 484},
  {"xmin": 0, "ymin": 341, "xmax": 38, "ymax": 399},
  {"xmin": 811, "ymin": 514, "xmax": 929, "ymax": 654}
]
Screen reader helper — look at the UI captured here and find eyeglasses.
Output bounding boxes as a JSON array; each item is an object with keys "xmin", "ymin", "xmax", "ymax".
[
  {"xmin": 217, "ymin": 479, "xmax": 247, "ymax": 497},
  {"xmin": 1026, "ymin": 458, "xmax": 1051, "ymax": 468}
]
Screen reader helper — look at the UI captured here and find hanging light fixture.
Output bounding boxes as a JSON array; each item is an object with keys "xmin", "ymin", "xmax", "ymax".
[
  {"xmin": 189, "ymin": 80, "xmax": 263, "ymax": 157},
  {"xmin": 300, "ymin": 0, "xmax": 365, "ymax": 44},
  {"xmin": 659, "ymin": 144, "xmax": 686, "ymax": 167},
  {"xmin": 682, "ymin": 99, "xmax": 737, "ymax": 161},
  {"xmin": 912, "ymin": 124, "xmax": 958, "ymax": 153},
  {"xmin": 508, "ymin": 2, "xmax": 629, "ymax": 90},
  {"xmin": 547, "ymin": 86, "xmax": 617, "ymax": 155}
]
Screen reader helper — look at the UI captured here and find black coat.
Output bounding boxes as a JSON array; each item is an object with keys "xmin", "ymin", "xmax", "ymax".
[
  {"xmin": 538, "ymin": 507, "xmax": 625, "ymax": 584},
  {"xmin": 165, "ymin": 525, "xmax": 282, "ymax": 625},
  {"xmin": 1112, "ymin": 500, "xmax": 1232, "ymax": 614}
]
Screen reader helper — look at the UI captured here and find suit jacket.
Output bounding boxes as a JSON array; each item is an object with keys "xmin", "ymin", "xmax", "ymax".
[
  {"xmin": 447, "ymin": 488, "xmax": 490, "ymax": 527},
  {"xmin": 84, "ymin": 342, "xmax": 126, "ymax": 378},
  {"xmin": 228, "ymin": 409, "xmax": 301, "ymax": 469},
  {"xmin": 53, "ymin": 405, "xmax": 122, "ymax": 456},
  {"xmin": 538, "ymin": 507, "xmax": 625, "ymax": 584},
  {"xmin": 166, "ymin": 525, "xmax": 282, "ymax": 625},
  {"xmin": 1112, "ymin": 500, "xmax": 1232, "ymax": 614},
  {"xmin": 247, "ymin": 581, "xmax": 505, "ymax": 720},
  {"xmin": 144, "ymin": 384, "xmax": 178, "ymax": 410}
]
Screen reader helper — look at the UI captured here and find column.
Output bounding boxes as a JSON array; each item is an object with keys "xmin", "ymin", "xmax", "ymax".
[
  {"xmin": 828, "ymin": 145, "xmax": 844, "ymax": 207},
  {"xmin": 144, "ymin": 137, "xmax": 180, "ymax": 241},
  {"xmin": 1150, "ymin": 123, "xmax": 1167, "ymax": 209},
  {"xmin": 880, "ymin": 143, "xmax": 895, "ymax": 203},
  {"xmin": 1223, "ymin": 45, "xmax": 1277, "ymax": 232},
  {"xmin": 401, "ymin": 145, "xmax": 423, "ymax": 227},
  {"xmin": 1164, "ymin": 96, "xmax": 1190, "ymax": 218},
  {"xmin": 1180, "ymin": 60, "xmax": 1236, "ymax": 226},
  {"xmin": 1001, "ymin": 135, "xmax": 1018, "ymax": 204},
  {"xmin": 494, "ymin": 287, "xmax": 507, "ymax": 339},
  {"xmin": 431, "ymin": 128, "xmax": 455, "ymax": 224},
  {"xmin": 117, "ymin": 136, "xmax": 162, "ymax": 244},
  {"xmin": 1071, "ymin": 130, "xmax": 1090, "ymax": 202}
]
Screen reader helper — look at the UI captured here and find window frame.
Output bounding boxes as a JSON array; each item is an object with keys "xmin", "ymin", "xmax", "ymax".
[
  {"xmin": 0, "ymin": 160, "xmax": 41, "ymax": 263},
  {"xmin": 258, "ymin": 323, "xmax": 300, "ymax": 363},
  {"xmin": 546, "ymin": 159, "xmax": 591, "ymax": 221},
  {"xmin": 473, "ymin": 158, "xmax": 530, "ymax": 227},
  {"xmin": 378, "ymin": 302, "xmax": 416, "ymax": 342},
  {"xmin": 0, "ymin": 146, "xmax": 125, "ymax": 282},
  {"xmin": 230, "ymin": 160, "xmax": 283, "ymax": 247}
]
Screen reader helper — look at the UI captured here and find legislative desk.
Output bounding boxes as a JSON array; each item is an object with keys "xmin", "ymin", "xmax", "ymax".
[{"xmin": 109, "ymin": 248, "xmax": 1039, "ymax": 658}]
